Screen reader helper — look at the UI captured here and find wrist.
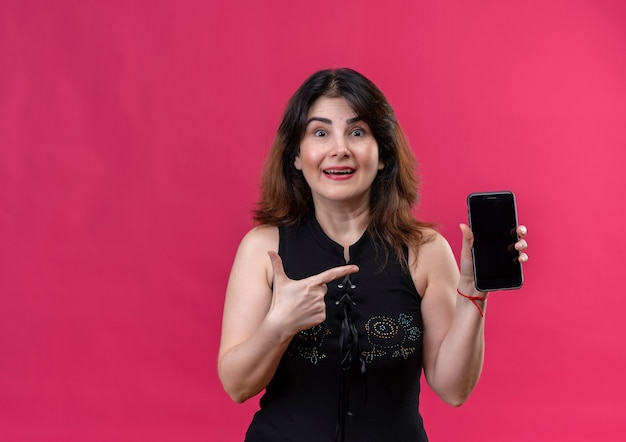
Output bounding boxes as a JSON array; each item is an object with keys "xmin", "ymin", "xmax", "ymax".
[
  {"xmin": 458, "ymin": 279, "xmax": 489, "ymax": 298},
  {"xmin": 263, "ymin": 310, "xmax": 298, "ymax": 344},
  {"xmin": 457, "ymin": 288, "xmax": 488, "ymax": 317}
]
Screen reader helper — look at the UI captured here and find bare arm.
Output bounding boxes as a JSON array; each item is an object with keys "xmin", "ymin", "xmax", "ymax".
[
  {"xmin": 217, "ymin": 226, "xmax": 359, "ymax": 403},
  {"xmin": 415, "ymin": 224, "xmax": 528, "ymax": 406}
]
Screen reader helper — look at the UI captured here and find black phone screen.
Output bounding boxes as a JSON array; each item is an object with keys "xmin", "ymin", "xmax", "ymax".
[{"xmin": 468, "ymin": 191, "xmax": 523, "ymax": 291}]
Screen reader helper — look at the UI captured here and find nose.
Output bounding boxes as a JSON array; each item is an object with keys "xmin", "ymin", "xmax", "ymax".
[{"xmin": 330, "ymin": 137, "xmax": 350, "ymax": 157}]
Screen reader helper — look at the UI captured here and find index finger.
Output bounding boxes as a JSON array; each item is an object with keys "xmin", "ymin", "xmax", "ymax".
[{"xmin": 309, "ymin": 264, "xmax": 360, "ymax": 286}]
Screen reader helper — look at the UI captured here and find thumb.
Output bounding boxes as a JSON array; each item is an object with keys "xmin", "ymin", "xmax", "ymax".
[
  {"xmin": 459, "ymin": 223, "xmax": 474, "ymax": 258},
  {"xmin": 268, "ymin": 251, "xmax": 287, "ymax": 283}
]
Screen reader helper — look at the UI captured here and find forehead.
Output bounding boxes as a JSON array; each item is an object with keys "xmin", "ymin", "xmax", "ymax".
[{"xmin": 307, "ymin": 96, "xmax": 356, "ymax": 120}]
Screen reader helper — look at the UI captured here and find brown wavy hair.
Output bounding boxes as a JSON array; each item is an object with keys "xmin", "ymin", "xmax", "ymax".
[{"xmin": 254, "ymin": 68, "xmax": 434, "ymax": 267}]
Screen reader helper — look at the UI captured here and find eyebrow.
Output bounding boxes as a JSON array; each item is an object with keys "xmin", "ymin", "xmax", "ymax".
[{"xmin": 306, "ymin": 116, "xmax": 363, "ymax": 126}]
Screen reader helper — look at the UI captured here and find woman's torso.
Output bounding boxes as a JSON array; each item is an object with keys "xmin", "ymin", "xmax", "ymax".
[{"xmin": 245, "ymin": 216, "xmax": 428, "ymax": 442}]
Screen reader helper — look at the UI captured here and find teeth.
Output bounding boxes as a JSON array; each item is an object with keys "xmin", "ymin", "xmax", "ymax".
[{"xmin": 324, "ymin": 169, "xmax": 354, "ymax": 175}]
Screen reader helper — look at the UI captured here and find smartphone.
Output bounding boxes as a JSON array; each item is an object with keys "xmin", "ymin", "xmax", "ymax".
[{"xmin": 467, "ymin": 191, "xmax": 523, "ymax": 292}]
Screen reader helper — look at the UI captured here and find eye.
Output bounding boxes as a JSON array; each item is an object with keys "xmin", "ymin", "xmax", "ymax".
[
  {"xmin": 351, "ymin": 128, "xmax": 365, "ymax": 137},
  {"xmin": 313, "ymin": 129, "xmax": 327, "ymax": 137}
]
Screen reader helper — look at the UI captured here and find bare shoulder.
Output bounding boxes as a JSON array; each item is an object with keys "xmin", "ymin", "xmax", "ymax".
[
  {"xmin": 410, "ymin": 227, "xmax": 458, "ymax": 295},
  {"xmin": 220, "ymin": 225, "xmax": 279, "ymax": 357},
  {"xmin": 238, "ymin": 224, "xmax": 279, "ymax": 253},
  {"xmin": 235, "ymin": 224, "xmax": 279, "ymax": 284},
  {"xmin": 414, "ymin": 227, "xmax": 454, "ymax": 262},
  {"xmin": 230, "ymin": 224, "xmax": 279, "ymax": 282}
]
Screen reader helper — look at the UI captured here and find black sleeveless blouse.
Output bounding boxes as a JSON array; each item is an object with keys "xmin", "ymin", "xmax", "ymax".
[{"xmin": 245, "ymin": 216, "xmax": 428, "ymax": 442}]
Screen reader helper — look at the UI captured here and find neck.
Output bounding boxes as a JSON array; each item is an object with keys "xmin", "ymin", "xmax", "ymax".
[{"xmin": 313, "ymin": 202, "xmax": 371, "ymax": 254}]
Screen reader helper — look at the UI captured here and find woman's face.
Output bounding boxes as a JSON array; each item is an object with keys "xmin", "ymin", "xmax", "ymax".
[{"xmin": 295, "ymin": 96, "xmax": 383, "ymax": 208}]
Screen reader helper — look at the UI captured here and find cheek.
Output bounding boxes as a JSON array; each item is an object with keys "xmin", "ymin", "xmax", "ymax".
[
  {"xmin": 362, "ymin": 146, "xmax": 383, "ymax": 170},
  {"xmin": 297, "ymin": 148, "xmax": 324, "ymax": 169}
]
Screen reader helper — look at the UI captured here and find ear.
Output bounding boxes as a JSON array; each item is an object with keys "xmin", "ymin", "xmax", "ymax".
[
  {"xmin": 378, "ymin": 158, "xmax": 384, "ymax": 170},
  {"xmin": 294, "ymin": 152, "xmax": 302, "ymax": 170}
]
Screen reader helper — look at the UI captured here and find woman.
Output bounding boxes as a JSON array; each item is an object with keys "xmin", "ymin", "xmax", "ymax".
[{"xmin": 218, "ymin": 68, "xmax": 529, "ymax": 441}]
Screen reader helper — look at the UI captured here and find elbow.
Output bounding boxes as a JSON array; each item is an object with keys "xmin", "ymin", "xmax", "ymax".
[
  {"xmin": 218, "ymin": 374, "xmax": 252, "ymax": 404},
  {"xmin": 428, "ymin": 370, "xmax": 480, "ymax": 407},
  {"xmin": 218, "ymin": 365, "xmax": 257, "ymax": 404},
  {"xmin": 227, "ymin": 390, "xmax": 252, "ymax": 404},
  {"xmin": 444, "ymin": 394, "xmax": 470, "ymax": 408},
  {"xmin": 436, "ymin": 384, "xmax": 474, "ymax": 407},
  {"xmin": 220, "ymin": 378, "xmax": 255, "ymax": 404}
]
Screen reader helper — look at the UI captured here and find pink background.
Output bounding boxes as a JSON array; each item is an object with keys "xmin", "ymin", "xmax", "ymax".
[{"xmin": 1, "ymin": 0, "xmax": 625, "ymax": 440}]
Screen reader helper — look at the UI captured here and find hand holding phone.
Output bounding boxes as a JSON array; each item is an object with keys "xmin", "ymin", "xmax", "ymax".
[{"xmin": 467, "ymin": 191, "xmax": 524, "ymax": 292}]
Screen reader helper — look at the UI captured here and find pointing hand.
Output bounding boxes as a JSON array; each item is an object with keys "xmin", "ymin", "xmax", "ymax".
[{"xmin": 267, "ymin": 251, "xmax": 359, "ymax": 335}]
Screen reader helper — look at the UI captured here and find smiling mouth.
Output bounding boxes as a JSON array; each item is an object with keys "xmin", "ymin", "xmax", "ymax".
[{"xmin": 323, "ymin": 168, "xmax": 355, "ymax": 175}]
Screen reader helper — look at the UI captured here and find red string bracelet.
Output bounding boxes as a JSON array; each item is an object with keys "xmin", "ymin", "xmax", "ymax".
[{"xmin": 457, "ymin": 289, "xmax": 488, "ymax": 317}]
